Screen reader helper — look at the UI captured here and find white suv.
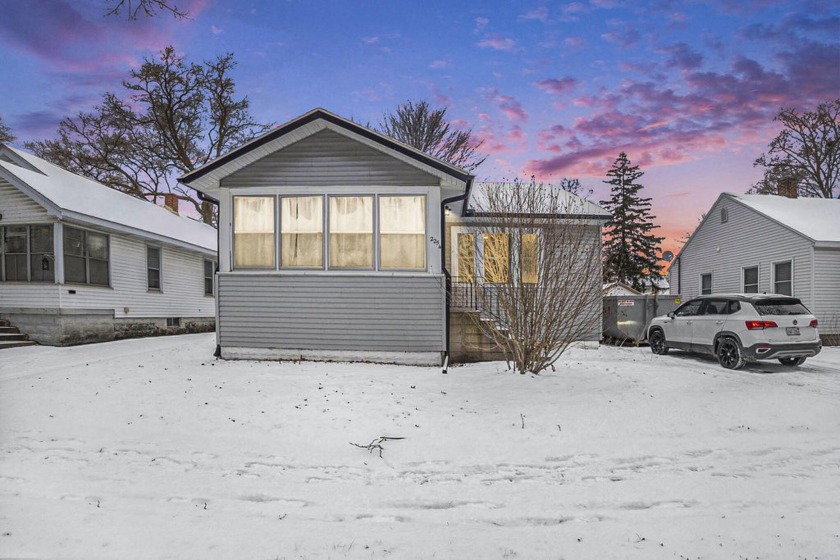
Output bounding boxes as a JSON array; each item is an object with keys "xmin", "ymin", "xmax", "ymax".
[{"xmin": 647, "ymin": 294, "xmax": 822, "ymax": 370}]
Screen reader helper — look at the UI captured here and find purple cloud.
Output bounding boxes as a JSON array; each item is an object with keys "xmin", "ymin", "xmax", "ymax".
[
  {"xmin": 477, "ymin": 35, "xmax": 517, "ymax": 51},
  {"xmin": 663, "ymin": 43, "xmax": 704, "ymax": 70},
  {"xmin": 535, "ymin": 77, "xmax": 579, "ymax": 95}
]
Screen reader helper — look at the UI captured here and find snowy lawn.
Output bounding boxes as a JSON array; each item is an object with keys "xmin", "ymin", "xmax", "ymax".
[{"xmin": 1, "ymin": 334, "xmax": 838, "ymax": 559}]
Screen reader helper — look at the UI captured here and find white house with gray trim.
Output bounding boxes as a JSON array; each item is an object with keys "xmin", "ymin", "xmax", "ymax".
[
  {"xmin": 668, "ymin": 193, "xmax": 840, "ymax": 343},
  {"xmin": 180, "ymin": 108, "xmax": 609, "ymax": 366},
  {"xmin": 0, "ymin": 145, "xmax": 217, "ymax": 346}
]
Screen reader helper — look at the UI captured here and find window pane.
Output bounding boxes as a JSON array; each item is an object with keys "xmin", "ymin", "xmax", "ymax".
[
  {"xmin": 234, "ymin": 197, "xmax": 276, "ymax": 268},
  {"xmin": 379, "ymin": 196, "xmax": 425, "ymax": 270},
  {"xmin": 30, "ymin": 225, "xmax": 53, "ymax": 253},
  {"xmin": 204, "ymin": 260, "xmax": 214, "ymax": 278},
  {"xmin": 148, "ymin": 268, "xmax": 161, "ymax": 290},
  {"xmin": 88, "ymin": 259, "xmax": 108, "ymax": 286},
  {"xmin": 205, "ymin": 278, "xmax": 214, "ymax": 295},
  {"xmin": 5, "ymin": 226, "xmax": 27, "ymax": 254},
  {"xmin": 65, "ymin": 255, "xmax": 86, "ymax": 283},
  {"xmin": 675, "ymin": 300, "xmax": 702, "ymax": 316},
  {"xmin": 30, "ymin": 255, "xmax": 55, "ymax": 282},
  {"xmin": 281, "ymin": 196, "xmax": 323, "ymax": 268},
  {"xmin": 87, "ymin": 232, "xmax": 108, "ymax": 260},
  {"xmin": 457, "ymin": 233, "xmax": 475, "ymax": 282},
  {"xmin": 63, "ymin": 227, "xmax": 84, "ymax": 257},
  {"xmin": 521, "ymin": 233, "xmax": 538, "ymax": 284},
  {"xmin": 483, "ymin": 233, "xmax": 509, "ymax": 283},
  {"xmin": 5, "ymin": 255, "xmax": 27, "ymax": 281},
  {"xmin": 147, "ymin": 246, "xmax": 160, "ymax": 268},
  {"xmin": 774, "ymin": 262, "xmax": 792, "ymax": 295},
  {"xmin": 329, "ymin": 196, "xmax": 373, "ymax": 268},
  {"xmin": 774, "ymin": 262, "xmax": 791, "ymax": 281}
]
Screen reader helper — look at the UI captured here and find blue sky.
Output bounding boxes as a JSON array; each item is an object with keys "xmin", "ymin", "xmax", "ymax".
[{"xmin": 1, "ymin": 0, "xmax": 838, "ymax": 252}]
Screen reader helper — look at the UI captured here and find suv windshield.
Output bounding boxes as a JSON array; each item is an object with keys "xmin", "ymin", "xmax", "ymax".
[{"xmin": 754, "ymin": 298, "xmax": 810, "ymax": 316}]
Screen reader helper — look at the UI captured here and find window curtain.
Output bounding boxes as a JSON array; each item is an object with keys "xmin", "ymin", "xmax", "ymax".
[
  {"xmin": 281, "ymin": 196, "xmax": 323, "ymax": 268},
  {"xmin": 457, "ymin": 233, "xmax": 475, "ymax": 282},
  {"xmin": 379, "ymin": 196, "xmax": 425, "ymax": 270},
  {"xmin": 234, "ymin": 197, "xmax": 275, "ymax": 268},
  {"xmin": 329, "ymin": 196, "xmax": 373, "ymax": 268}
]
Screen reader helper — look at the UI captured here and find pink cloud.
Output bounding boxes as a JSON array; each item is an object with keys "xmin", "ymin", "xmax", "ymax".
[
  {"xmin": 477, "ymin": 35, "xmax": 516, "ymax": 51},
  {"xmin": 564, "ymin": 36, "xmax": 585, "ymax": 48},
  {"xmin": 519, "ymin": 7, "xmax": 548, "ymax": 22},
  {"xmin": 535, "ymin": 77, "xmax": 579, "ymax": 95},
  {"xmin": 474, "ymin": 16, "xmax": 489, "ymax": 34}
]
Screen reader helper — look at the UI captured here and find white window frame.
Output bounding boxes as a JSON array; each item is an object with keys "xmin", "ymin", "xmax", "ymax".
[
  {"xmin": 63, "ymin": 225, "xmax": 110, "ymax": 287},
  {"xmin": 378, "ymin": 195, "xmax": 427, "ymax": 271},
  {"xmin": 147, "ymin": 245, "xmax": 162, "ymax": 292},
  {"xmin": 279, "ymin": 195, "xmax": 326, "ymax": 270},
  {"xmin": 741, "ymin": 265, "xmax": 759, "ymax": 293},
  {"xmin": 232, "ymin": 195, "xmax": 277, "ymax": 270},
  {"xmin": 700, "ymin": 272, "xmax": 712, "ymax": 295},
  {"xmin": 204, "ymin": 259, "xmax": 215, "ymax": 296},
  {"xmin": 772, "ymin": 259, "xmax": 793, "ymax": 296}
]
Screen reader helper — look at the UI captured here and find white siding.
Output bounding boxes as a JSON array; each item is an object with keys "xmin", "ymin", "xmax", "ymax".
[
  {"xmin": 0, "ymin": 181, "xmax": 52, "ymax": 223},
  {"xmin": 670, "ymin": 195, "xmax": 814, "ymax": 306},
  {"xmin": 0, "ymin": 283, "xmax": 60, "ymax": 308},
  {"xmin": 59, "ymin": 232, "xmax": 215, "ymax": 318},
  {"xmin": 813, "ymin": 248, "xmax": 840, "ymax": 335}
]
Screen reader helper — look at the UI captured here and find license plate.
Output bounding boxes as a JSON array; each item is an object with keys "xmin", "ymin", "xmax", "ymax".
[{"xmin": 786, "ymin": 327, "xmax": 800, "ymax": 336}]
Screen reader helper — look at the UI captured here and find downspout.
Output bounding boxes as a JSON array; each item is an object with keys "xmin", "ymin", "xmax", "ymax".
[
  {"xmin": 196, "ymin": 191, "xmax": 222, "ymax": 358},
  {"xmin": 440, "ymin": 178, "xmax": 473, "ymax": 373}
]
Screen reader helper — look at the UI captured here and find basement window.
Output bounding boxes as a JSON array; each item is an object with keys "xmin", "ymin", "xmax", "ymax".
[{"xmin": 166, "ymin": 317, "xmax": 181, "ymax": 328}]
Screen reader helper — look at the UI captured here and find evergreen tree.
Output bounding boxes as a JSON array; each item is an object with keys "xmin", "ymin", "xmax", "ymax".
[{"xmin": 600, "ymin": 152, "xmax": 664, "ymax": 291}]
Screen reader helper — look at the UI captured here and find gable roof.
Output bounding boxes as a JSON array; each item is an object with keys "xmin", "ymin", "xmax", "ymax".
[
  {"xmin": 179, "ymin": 108, "xmax": 474, "ymax": 198},
  {"xmin": 0, "ymin": 146, "xmax": 216, "ymax": 254},
  {"xmin": 730, "ymin": 193, "xmax": 840, "ymax": 244}
]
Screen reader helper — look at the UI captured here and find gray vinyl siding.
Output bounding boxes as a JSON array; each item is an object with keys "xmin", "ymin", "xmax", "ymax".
[
  {"xmin": 221, "ymin": 129, "xmax": 439, "ymax": 188},
  {"xmin": 0, "ymin": 180, "xmax": 51, "ymax": 223},
  {"xmin": 218, "ymin": 274, "xmax": 445, "ymax": 352},
  {"xmin": 813, "ymin": 248, "xmax": 840, "ymax": 335},
  {"xmin": 670, "ymin": 196, "xmax": 814, "ymax": 306}
]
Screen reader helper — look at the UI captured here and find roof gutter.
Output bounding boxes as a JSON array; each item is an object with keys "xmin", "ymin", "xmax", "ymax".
[{"xmin": 440, "ymin": 177, "xmax": 473, "ymax": 373}]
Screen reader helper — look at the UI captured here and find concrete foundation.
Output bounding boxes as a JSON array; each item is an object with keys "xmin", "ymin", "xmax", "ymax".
[{"xmin": 0, "ymin": 308, "xmax": 214, "ymax": 346}]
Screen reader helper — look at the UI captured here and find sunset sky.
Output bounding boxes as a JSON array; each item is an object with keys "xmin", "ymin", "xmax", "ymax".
[{"xmin": 1, "ymin": 0, "xmax": 838, "ymax": 255}]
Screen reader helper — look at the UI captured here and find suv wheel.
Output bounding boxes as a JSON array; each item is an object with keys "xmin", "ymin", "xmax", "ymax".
[
  {"xmin": 649, "ymin": 330, "xmax": 668, "ymax": 355},
  {"xmin": 717, "ymin": 337, "xmax": 746, "ymax": 370},
  {"xmin": 779, "ymin": 357, "xmax": 806, "ymax": 366}
]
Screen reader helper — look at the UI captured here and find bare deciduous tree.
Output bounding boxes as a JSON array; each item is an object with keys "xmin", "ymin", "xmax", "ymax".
[
  {"xmin": 751, "ymin": 99, "xmax": 839, "ymax": 199},
  {"xmin": 0, "ymin": 115, "xmax": 14, "ymax": 144},
  {"xmin": 104, "ymin": 0, "xmax": 188, "ymax": 20},
  {"xmin": 378, "ymin": 100, "xmax": 486, "ymax": 172},
  {"xmin": 463, "ymin": 180, "xmax": 603, "ymax": 374},
  {"xmin": 26, "ymin": 47, "xmax": 273, "ymax": 225}
]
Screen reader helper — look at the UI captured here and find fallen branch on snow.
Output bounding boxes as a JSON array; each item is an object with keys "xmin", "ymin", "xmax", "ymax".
[{"xmin": 350, "ymin": 436, "xmax": 405, "ymax": 458}]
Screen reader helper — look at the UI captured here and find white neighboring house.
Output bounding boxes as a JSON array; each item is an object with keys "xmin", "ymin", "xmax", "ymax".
[
  {"xmin": 0, "ymin": 145, "xmax": 217, "ymax": 346},
  {"xmin": 668, "ymin": 193, "xmax": 840, "ymax": 343}
]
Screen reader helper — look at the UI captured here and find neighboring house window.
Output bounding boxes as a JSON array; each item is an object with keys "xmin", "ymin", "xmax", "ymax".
[
  {"xmin": 483, "ymin": 233, "xmax": 510, "ymax": 283},
  {"xmin": 0, "ymin": 224, "xmax": 55, "ymax": 283},
  {"xmin": 457, "ymin": 233, "xmax": 475, "ymax": 282},
  {"xmin": 520, "ymin": 233, "xmax": 539, "ymax": 284},
  {"xmin": 147, "ymin": 246, "xmax": 162, "ymax": 290},
  {"xmin": 773, "ymin": 261, "xmax": 792, "ymax": 295},
  {"xmin": 281, "ymin": 196, "xmax": 323, "ymax": 268},
  {"xmin": 204, "ymin": 259, "xmax": 215, "ymax": 296},
  {"xmin": 743, "ymin": 266, "xmax": 759, "ymax": 293},
  {"xmin": 329, "ymin": 196, "xmax": 374, "ymax": 269},
  {"xmin": 379, "ymin": 195, "xmax": 426, "ymax": 270},
  {"xmin": 700, "ymin": 273, "xmax": 712, "ymax": 295},
  {"xmin": 233, "ymin": 196, "xmax": 276, "ymax": 269},
  {"xmin": 721, "ymin": 208, "xmax": 728, "ymax": 223},
  {"xmin": 63, "ymin": 226, "xmax": 109, "ymax": 286}
]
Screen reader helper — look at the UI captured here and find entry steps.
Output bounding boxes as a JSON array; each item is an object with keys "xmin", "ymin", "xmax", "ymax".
[{"xmin": 0, "ymin": 319, "xmax": 36, "ymax": 349}]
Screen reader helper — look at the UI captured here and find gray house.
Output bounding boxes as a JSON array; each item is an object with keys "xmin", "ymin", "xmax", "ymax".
[
  {"xmin": 180, "ymin": 108, "xmax": 609, "ymax": 365},
  {"xmin": 669, "ymin": 193, "xmax": 840, "ymax": 343},
  {"xmin": 0, "ymin": 145, "xmax": 217, "ymax": 346}
]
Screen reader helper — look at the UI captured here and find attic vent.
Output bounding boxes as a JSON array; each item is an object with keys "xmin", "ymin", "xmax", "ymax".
[{"xmin": 721, "ymin": 208, "xmax": 728, "ymax": 224}]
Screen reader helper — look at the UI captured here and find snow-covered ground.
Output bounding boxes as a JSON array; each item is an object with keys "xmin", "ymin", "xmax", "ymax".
[{"xmin": 1, "ymin": 334, "xmax": 838, "ymax": 559}]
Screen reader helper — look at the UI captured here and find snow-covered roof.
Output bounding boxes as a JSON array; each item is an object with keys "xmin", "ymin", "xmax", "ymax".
[
  {"xmin": 467, "ymin": 183, "xmax": 611, "ymax": 219},
  {"xmin": 729, "ymin": 194, "xmax": 840, "ymax": 244},
  {"xmin": 0, "ymin": 146, "xmax": 216, "ymax": 254}
]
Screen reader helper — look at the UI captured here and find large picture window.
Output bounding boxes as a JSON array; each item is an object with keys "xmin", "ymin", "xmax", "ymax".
[
  {"xmin": 1, "ymin": 225, "xmax": 55, "ymax": 283},
  {"xmin": 379, "ymin": 196, "xmax": 425, "ymax": 270},
  {"xmin": 63, "ymin": 226, "xmax": 109, "ymax": 286},
  {"xmin": 281, "ymin": 196, "xmax": 323, "ymax": 268},
  {"xmin": 234, "ymin": 196, "xmax": 275, "ymax": 268},
  {"xmin": 329, "ymin": 196, "xmax": 373, "ymax": 269}
]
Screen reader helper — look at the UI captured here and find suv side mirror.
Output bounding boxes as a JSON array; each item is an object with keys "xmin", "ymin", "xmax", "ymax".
[{"xmin": 667, "ymin": 312, "xmax": 675, "ymax": 319}]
